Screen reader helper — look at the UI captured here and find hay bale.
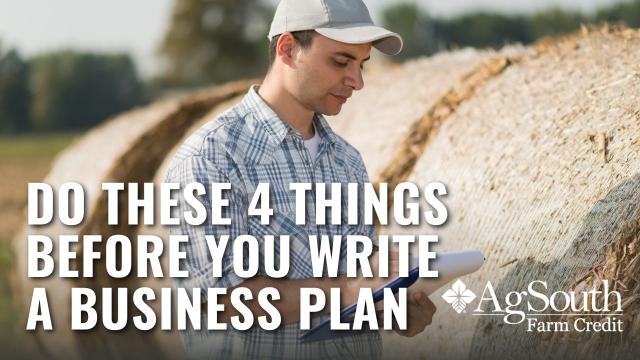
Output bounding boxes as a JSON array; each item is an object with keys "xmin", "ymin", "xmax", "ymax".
[
  {"xmin": 381, "ymin": 26, "xmax": 640, "ymax": 359},
  {"xmin": 12, "ymin": 81, "xmax": 252, "ymax": 360},
  {"xmin": 547, "ymin": 219, "xmax": 640, "ymax": 357},
  {"xmin": 326, "ymin": 46, "xmax": 528, "ymax": 180}
]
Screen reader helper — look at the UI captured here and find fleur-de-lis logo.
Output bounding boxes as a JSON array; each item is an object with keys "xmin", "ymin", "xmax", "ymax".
[{"xmin": 442, "ymin": 279, "xmax": 476, "ymax": 313}]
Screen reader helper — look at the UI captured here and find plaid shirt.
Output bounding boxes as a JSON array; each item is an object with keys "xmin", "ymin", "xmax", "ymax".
[{"xmin": 164, "ymin": 85, "xmax": 381, "ymax": 359}]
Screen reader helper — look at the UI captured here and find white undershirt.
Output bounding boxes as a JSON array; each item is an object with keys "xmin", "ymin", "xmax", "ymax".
[{"xmin": 303, "ymin": 125, "xmax": 321, "ymax": 162}]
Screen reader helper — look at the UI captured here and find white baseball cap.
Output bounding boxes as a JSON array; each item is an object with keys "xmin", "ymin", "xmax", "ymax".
[{"xmin": 267, "ymin": 0, "xmax": 403, "ymax": 56}]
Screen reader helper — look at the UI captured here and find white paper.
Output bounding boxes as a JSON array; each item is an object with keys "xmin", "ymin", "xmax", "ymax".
[{"xmin": 409, "ymin": 250, "xmax": 485, "ymax": 295}]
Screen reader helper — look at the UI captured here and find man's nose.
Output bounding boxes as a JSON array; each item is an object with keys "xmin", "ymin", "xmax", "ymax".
[{"xmin": 344, "ymin": 67, "xmax": 364, "ymax": 91}]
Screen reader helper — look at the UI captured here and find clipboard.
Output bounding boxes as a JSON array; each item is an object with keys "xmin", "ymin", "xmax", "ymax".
[{"xmin": 299, "ymin": 250, "xmax": 485, "ymax": 343}]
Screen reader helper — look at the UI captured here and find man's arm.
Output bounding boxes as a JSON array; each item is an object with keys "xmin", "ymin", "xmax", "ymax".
[
  {"xmin": 212, "ymin": 249, "xmax": 400, "ymax": 324},
  {"xmin": 166, "ymin": 155, "xmax": 249, "ymax": 301},
  {"xmin": 166, "ymin": 155, "xmax": 390, "ymax": 324}
]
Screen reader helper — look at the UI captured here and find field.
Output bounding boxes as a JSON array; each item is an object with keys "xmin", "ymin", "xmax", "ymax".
[
  {"xmin": 1, "ymin": 26, "xmax": 639, "ymax": 359},
  {"xmin": 0, "ymin": 132, "xmax": 78, "ymax": 358}
]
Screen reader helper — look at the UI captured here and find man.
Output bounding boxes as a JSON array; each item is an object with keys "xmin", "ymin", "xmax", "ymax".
[{"xmin": 165, "ymin": 0, "xmax": 436, "ymax": 358}]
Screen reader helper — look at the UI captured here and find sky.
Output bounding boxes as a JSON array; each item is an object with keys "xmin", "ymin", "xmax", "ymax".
[{"xmin": 0, "ymin": 0, "xmax": 627, "ymax": 78}]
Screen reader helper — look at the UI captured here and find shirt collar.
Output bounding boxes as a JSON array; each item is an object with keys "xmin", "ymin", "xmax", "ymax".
[{"xmin": 244, "ymin": 85, "xmax": 339, "ymax": 147}]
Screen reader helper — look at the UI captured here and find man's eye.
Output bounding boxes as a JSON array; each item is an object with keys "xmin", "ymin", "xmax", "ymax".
[{"xmin": 333, "ymin": 60, "xmax": 348, "ymax": 67}]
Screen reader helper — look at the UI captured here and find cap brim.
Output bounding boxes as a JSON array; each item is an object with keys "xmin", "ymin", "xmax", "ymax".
[{"xmin": 315, "ymin": 24, "xmax": 403, "ymax": 56}]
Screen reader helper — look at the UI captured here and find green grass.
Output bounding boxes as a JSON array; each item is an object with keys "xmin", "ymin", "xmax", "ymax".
[
  {"xmin": 0, "ymin": 238, "xmax": 19, "ymax": 333},
  {"xmin": 0, "ymin": 132, "xmax": 80, "ymax": 158},
  {"xmin": 0, "ymin": 238, "xmax": 38, "ymax": 359}
]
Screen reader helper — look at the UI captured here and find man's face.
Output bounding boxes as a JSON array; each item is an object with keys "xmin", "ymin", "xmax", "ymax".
[{"xmin": 285, "ymin": 34, "xmax": 372, "ymax": 116}]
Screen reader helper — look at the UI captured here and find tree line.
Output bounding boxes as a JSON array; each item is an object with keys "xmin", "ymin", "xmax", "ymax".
[
  {"xmin": 385, "ymin": 0, "xmax": 640, "ymax": 61},
  {"xmin": 0, "ymin": 48, "xmax": 146, "ymax": 134},
  {"xmin": 1, "ymin": 0, "xmax": 638, "ymax": 134}
]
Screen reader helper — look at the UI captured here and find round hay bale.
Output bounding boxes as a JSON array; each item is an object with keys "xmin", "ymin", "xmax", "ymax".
[
  {"xmin": 12, "ymin": 81, "xmax": 252, "ymax": 360},
  {"xmin": 380, "ymin": 26, "xmax": 640, "ymax": 359}
]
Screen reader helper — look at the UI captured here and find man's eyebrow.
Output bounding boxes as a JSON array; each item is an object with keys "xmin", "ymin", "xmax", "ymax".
[{"xmin": 334, "ymin": 51, "xmax": 370, "ymax": 62}]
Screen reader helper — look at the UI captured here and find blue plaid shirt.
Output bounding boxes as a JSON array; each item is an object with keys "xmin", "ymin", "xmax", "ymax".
[{"xmin": 165, "ymin": 85, "xmax": 381, "ymax": 359}]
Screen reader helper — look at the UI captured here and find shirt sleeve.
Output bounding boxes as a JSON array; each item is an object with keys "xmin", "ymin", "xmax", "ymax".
[
  {"xmin": 165, "ymin": 155, "xmax": 248, "ymax": 299},
  {"xmin": 338, "ymin": 158, "xmax": 378, "ymax": 273}
]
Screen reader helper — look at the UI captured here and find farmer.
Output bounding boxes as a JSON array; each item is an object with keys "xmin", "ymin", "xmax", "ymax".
[{"xmin": 165, "ymin": 0, "xmax": 436, "ymax": 358}]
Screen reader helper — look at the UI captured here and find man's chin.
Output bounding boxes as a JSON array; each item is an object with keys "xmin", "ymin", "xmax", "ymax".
[{"xmin": 317, "ymin": 104, "xmax": 343, "ymax": 116}]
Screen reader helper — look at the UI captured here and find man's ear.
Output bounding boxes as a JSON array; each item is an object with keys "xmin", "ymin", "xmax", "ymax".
[{"xmin": 276, "ymin": 32, "xmax": 298, "ymax": 67}]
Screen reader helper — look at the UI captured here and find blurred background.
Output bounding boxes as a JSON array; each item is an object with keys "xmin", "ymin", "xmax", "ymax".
[{"xmin": 0, "ymin": 0, "xmax": 639, "ymax": 357}]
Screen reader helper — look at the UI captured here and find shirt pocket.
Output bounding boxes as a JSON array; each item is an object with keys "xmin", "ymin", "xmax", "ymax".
[
  {"xmin": 245, "ymin": 187, "xmax": 314, "ymax": 279},
  {"xmin": 246, "ymin": 198, "xmax": 302, "ymax": 237}
]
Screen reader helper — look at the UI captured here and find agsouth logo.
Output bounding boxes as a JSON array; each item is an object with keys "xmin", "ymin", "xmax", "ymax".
[
  {"xmin": 442, "ymin": 279, "xmax": 476, "ymax": 313},
  {"xmin": 442, "ymin": 280, "xmax": 625, "ymax": 333}
]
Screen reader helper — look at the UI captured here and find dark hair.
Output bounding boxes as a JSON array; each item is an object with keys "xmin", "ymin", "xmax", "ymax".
[{"xmin": 268, "ymin": 30, "xmax": 316, "ymax": 66}]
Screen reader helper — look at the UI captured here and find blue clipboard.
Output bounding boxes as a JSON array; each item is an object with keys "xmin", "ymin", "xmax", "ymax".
[{"xmin": 299, "ymin": 266, "xmax": 421, "ymax": 343}]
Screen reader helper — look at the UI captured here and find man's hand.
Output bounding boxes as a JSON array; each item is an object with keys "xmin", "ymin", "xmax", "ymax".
[
  {"xmin": 393, "ymin": 290, "xmax": 437, "ymax": 337},
  {"xmin": 347, "ymin": 250, "xmax": 437, "ymax": 337},
  {"xmin": 342, "ymin": 250, "xmax": 400, "ymax": 307}
]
